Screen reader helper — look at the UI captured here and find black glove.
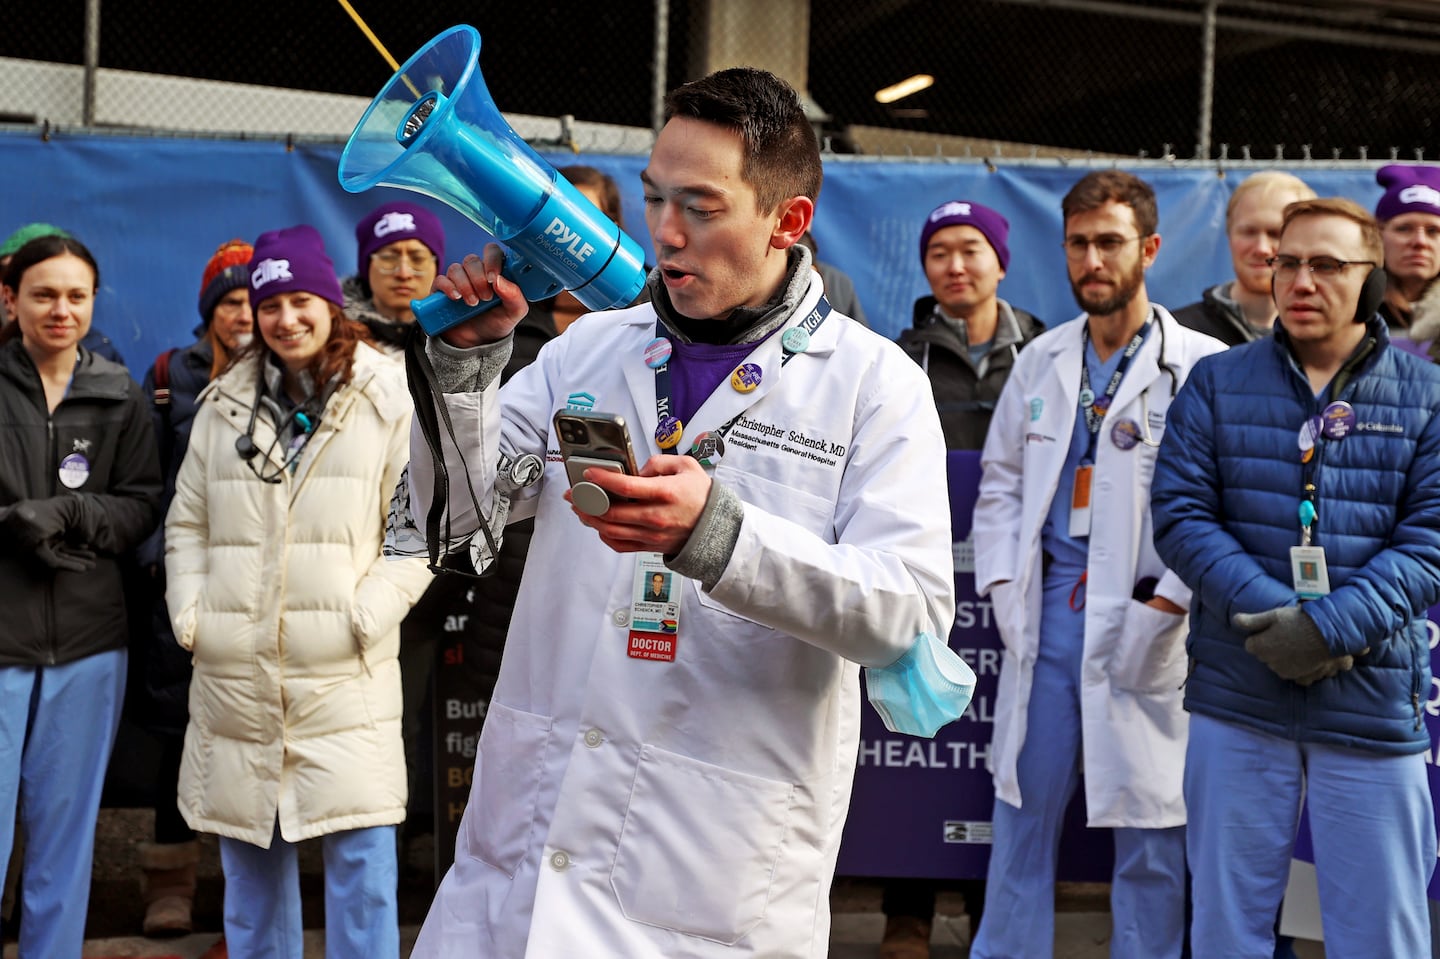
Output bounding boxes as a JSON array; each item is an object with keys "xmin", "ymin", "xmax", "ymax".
[
  {"xmin": 1234, "ymin": 607, "xmax": 1354, "ymax": 687},
  {"xmin": 1, "ymin": 497, "xmax": 82, "ymax": 550},
  {"xmin": 33, "ymin": 542, "xmax": 97, "ymax": 573},
  {"xmin": 1, "ymin": 497, "xmax": 93, "ymax": 572}
]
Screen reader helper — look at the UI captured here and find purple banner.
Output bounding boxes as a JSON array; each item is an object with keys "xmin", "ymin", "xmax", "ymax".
[{"xmin": 836, "ymin": 450, "xmax": 1114, "ymax": 880}]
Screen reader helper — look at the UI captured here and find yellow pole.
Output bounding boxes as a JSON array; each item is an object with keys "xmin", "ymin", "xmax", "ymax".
[{"xmin": 335, "ymin": 0, "xmax": 421, "ymax": 97}]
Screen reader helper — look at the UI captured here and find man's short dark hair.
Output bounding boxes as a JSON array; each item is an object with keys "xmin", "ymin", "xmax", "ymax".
[
  {"xmin": 1061, "ymin": 170, "xmax": 1158, "ymax": 237},
  {"xmin": 663, "ymin": 67, "xmax": 823, "ymax": 213}
]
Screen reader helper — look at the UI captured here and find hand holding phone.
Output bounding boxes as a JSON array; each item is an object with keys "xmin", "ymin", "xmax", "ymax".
[{"xmin": 553, "ymin": 410, "xmax": 640, "ymax": 516}]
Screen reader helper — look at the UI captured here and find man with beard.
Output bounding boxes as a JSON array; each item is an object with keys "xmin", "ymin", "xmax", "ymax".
[{"xmin": 969, "ymin": 170, "xmax": 1224, "ymax": 959}]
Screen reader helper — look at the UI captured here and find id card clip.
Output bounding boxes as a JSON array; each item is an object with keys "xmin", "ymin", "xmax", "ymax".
[{"xmin": 1291, "ymin": 500, "xmax": 1330, "ymax": 600}]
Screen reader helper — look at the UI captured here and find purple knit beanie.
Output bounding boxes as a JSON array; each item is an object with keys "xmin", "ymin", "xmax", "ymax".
[
  {"xmin": 1375, "ymin": 165, "xmax": 1440, "ymax": 221},
  {"xmin": 247, "ymin": 225, "xmax": 343, "ymax": 310},
  {"xmin": 355, "ymin": 201, "xmax": 445, "ymax": 276},
  {"xmin": 919, "ymin": 200, "xmax": 1011, "ymax": 271}
]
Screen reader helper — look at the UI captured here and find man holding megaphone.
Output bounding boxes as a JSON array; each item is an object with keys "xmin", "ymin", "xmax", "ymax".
[{"xmin": 401, "ymin": 65, "xmax": 956, "ymax": 958}]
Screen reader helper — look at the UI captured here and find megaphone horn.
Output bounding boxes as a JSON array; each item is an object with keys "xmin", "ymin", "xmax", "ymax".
[{"xmin": 338, "ymin": 25, "xmax": 646, "ymax": 334}]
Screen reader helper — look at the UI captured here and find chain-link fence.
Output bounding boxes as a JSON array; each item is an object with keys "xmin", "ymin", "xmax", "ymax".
[{"xmin": 4, "ymin": 0, "xmax": 1440, "ymax": 159}]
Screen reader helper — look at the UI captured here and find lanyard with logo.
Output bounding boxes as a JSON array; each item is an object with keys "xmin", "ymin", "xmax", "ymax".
[
  {"xmin": 1291, "ymin": 398, "xmax": 1357, "ymax": 599},
  {"xmin": 625, "ymin": 294, "xmax": 832, "ymax": 664},
  {"xmin": 1069, "ymin": 316, "xmax": 1151, "ymax": 538}
]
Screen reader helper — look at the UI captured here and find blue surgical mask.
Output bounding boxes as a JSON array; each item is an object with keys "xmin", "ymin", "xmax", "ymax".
[{"xmin": 865, "ymin": 632, "xmax": 977, "ymax": 738}]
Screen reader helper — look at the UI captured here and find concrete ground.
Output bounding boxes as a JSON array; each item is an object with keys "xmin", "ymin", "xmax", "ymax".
[{"xmin": 2, "ymin": 810, "xmax": 1326, "ymax": 958}]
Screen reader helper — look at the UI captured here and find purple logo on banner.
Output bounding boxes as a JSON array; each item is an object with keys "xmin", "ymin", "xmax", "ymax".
[{"xmin": 836, "ymin": 450, "xmax": 1114, "ymax": 880}]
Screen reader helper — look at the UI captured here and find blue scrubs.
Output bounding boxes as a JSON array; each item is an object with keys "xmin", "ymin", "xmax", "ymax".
[
  {"xmin": 0, "ymin": 649, "xmax": 126, "ymax": 956},
  {"xmin": 219, "ymin": 820, "xmax": 400, "ymax": 959},
  {"xmin": 1187, "ymin": 713, "xmax": 1434, "ymax": 957},
  {"xmin": 972, "ymin": 329, "xmax": 1185, "ymax": 959}
]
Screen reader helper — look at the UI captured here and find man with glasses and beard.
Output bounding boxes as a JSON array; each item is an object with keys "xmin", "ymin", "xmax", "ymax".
[
  {"xmin": 970, "ymin": 170, "xmax": 1223, "ymax": 959},
  {"xmin": 1152, "ymin": 197, "xmax": 1440, "ymax": 957}
]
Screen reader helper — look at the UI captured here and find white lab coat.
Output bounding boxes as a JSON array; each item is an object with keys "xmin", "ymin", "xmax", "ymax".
[
  {"xmin": 973, "ymin": 306, "xmax": 1225, "ymax": 828},
  {"xmin": 410, "ymin": 276, "xmax": 955, "ymax": 958}
]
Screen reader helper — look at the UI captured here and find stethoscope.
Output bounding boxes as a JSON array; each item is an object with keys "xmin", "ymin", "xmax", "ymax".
[
  {"xmin": 1133, "ymin": 331, "xmax": 1180, "ymax": 448},
  {"xmin": 234, "ymin": 360, "xmax": 318, "ymax": 484}
]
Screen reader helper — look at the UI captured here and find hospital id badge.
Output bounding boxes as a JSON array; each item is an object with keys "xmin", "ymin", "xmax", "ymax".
[
  {"xmin": 1068, "ymin": 464, "xmax": 1093, "ymax": 538},
  {"xmin": 1290, "ymin": 545, "xmax": 1331, "ymax": 600},
  {"xmin": 628, "ymin": 552, "xmax": 681, "ymax": 662}
]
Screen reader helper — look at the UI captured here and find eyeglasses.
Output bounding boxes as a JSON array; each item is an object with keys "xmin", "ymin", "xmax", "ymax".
[
  {"xmin": 1267, "ymin": 255, "xmax": 1377, "ymax": 282},
  {"xmin": 1063, "ymin": 234, "xmax": 1147, "ymax": 261},
  {"xmin": 371, "ymin": 250, "xmax": 437, "ymax": 275}
]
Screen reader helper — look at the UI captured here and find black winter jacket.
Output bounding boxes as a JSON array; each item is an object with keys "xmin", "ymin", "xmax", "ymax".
[
  {"xmin": 133, "ymin": 336, "xmax": 215, "ymax": 731},
  {"xmin": 1172, "ymin": 283, "xmax": 1268, "ymax": 348},
  {"xmin": 898, "ymin": 297, "xmax": 1045, "ymax": 450},
  {"xmin": 0, "ymin": 340, "xmax": 161, "ymax": 667}
]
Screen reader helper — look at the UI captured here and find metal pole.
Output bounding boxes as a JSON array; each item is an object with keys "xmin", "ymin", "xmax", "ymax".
[
  {"xmin": 1197, "ymin": 0, "xmax": 1218, "ymax": 159},
  {"xmin": 652, "ymin": 0, "xmax": 670, "ymax": 135},
  {"xmin": 83, "ymin": 0, "xmax": 101, "ymax": 126}
]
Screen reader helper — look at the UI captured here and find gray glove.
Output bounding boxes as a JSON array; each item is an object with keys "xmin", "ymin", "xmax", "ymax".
[{"xmin": 1234, "ymin": 607, "xmax": 1352, "ymax": 687}]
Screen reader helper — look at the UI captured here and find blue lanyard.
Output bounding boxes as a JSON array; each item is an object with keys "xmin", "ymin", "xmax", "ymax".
[
  {"xmin": 652, "ymin": 295, "xmax": 832, "ymax": 454},
  {"xmin": 1079, "ymin": 316, "xmax": 1151, "ymax": 464}
]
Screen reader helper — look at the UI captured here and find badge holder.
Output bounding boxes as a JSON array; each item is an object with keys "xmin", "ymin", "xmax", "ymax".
[
  {"xmin": 627, "ymin": 553, "xmax": 682, "ymax": 662},
  {"xmin": 1290, "ymin": 500, "xmax": 1330, "ymax": 600},
  {"xmin": 1069, "ymin": 463, "xmax": 1093, "ymax": 538}
]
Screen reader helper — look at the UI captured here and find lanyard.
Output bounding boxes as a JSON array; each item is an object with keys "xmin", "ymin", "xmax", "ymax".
[
  {"xmin": 1079, "ymin": 316, "xmax": 1151, "ymax": 464},
  {"xmin": 652, "ymin": 295, "xmax": 832, "ymax": 455}
]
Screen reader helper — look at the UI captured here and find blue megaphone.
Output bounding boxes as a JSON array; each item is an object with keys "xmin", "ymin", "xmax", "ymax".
[{"xmin": 337, "ymin": 25, "xmax": 647, "ymax": 334}]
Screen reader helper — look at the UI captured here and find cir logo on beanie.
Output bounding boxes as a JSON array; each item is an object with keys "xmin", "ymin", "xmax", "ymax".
[
  {"xmin": 197, "ymin": 239, "xmax": 253, "ymax": 324},
  {"xmin": 355, "ymin": 202, "xmax": 445, "ymax": 276},
  {"xmin": 248, "ymin": 225, "xmax": 344, "ymax": 310},
  {"xmin": 919, "ymin": 200, "xmax": 1011, "ymax": 272},
  {"xmin": 1375, "ymin": 165, "xmax": 1440, "ymax": 221}
]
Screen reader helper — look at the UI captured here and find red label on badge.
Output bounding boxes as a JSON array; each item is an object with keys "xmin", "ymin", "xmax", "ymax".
[{"xmin": 628, "ymin": 631, "xmax": 677, "ymax": 662}]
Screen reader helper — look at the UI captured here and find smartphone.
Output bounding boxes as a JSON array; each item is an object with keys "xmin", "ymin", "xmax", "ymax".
[{"xmin": 553, "ymin": 410, "xmax": 641, "ymax": 488}]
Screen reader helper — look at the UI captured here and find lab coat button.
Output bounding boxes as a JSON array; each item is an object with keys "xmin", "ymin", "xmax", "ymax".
[
  {"xmin": 549, "ymin": 850, "xmax": 570, "ymax": 871},
  {"xmin": 583, "ymin": 728, "xmax": 604, "ymax": 748},
  {"xmin": 611, "ymin": 608, "xmax": 630, "ymax": 626}
]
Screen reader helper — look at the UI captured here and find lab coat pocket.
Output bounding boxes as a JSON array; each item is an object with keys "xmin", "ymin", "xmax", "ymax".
[
  {"xmin": 461, "ymin": 701, "xmax": 554, "ymax": 879},
  {"xmin": 611, "ymin": 744, "xmax": 795, "ymax": 944},
  {"xmin": 988, "ymin": 581, "xmax": 1021, "ymax": 653},
  {"xmin": 1109, "ymin": 600, "xmax": 1188, "ymax": 694}
]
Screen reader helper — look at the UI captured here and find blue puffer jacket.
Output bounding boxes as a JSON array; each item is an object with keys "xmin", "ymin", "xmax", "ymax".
[{"xmin": 1152, "ymin": 318, "xmax": 1440, "ymax": 755}]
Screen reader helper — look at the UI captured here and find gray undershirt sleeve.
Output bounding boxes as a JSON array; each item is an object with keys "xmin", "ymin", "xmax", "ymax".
[
  {"xmin": 424, "ymin": 333, "xmax": 514, "ymax": 394},
  {"xmin": 666, "ymin": 480, "xmax": 744, "ymax": 590}
]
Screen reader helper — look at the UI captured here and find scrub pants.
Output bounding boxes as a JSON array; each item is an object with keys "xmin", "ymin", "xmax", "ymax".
[
  {"xmin": 1186, "ymin": 712, "xmax": 1434, "ymax": 958},
  {"xmin": 219, "ymin": 820, "xmax": 399, "ymax": 959},
  {"xmin": 971, "ymin": 577, "xmax": 1186, "ymax": 959},
  {"xmin": 0, "ymin": 648, "xmax": 127, "ymax": 957}
]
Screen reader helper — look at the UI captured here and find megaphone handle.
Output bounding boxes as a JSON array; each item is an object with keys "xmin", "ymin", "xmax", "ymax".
[{"xmin": 411, "ymin": 288, "xmax": 504, "ymax": 335}]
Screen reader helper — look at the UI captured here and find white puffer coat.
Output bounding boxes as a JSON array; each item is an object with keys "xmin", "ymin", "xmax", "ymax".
[{"xmin": 165, "ymin": 343, "xmax": 433, "ymax": 847}]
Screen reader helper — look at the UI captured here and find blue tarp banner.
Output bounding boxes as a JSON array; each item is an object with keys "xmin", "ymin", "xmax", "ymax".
[{"xmin": 0, "ymin": 130, "xmax": 1390, "ymax": 375}]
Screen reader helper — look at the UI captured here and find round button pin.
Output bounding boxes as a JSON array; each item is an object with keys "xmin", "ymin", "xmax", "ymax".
[
  {"xmin": 687, "ymin": 431, "xmax": 726, "ymax": 467},
  {"xmin": 1078, "ymin": 387, "xmax": 1095, "ymax": 409},
  {"xmin": 1321, "ymin": 401, "xmax": 1356, "ymax": 440},
  {"xmin": 655, "ymin": 415, "xmax": 684, "ymax": 449},
  {"xmin": 1298, "ymin": 415, "xmax": 1322, "ymax": 453},
  {"xmin": 730, "ymin": 362, "xmax": 763, "ymax": 393},
  {"xmin": 1110, "ymin": 418, "xmax": 1141, "ymax": 450},
  {"xmin": 781, "ymin": 327, "xmax": 811, "ymax": 354},
  {"xmin": 643, "ymin": 337, "xmax": 672, "ymax": 369}
]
